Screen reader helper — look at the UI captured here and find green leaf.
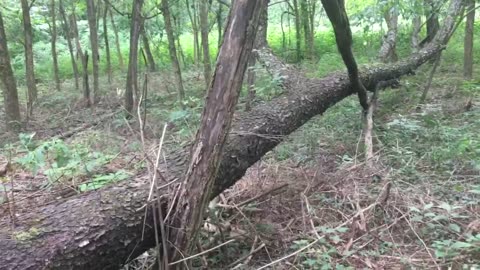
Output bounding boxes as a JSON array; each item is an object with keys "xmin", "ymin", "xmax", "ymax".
[
  {"xmin": 451, "ymin": 241, "xmax": 473, "ymax": 249},
  {"xmin": 448, "ymin": 223, "xmax": 461, "ymax": 233}
]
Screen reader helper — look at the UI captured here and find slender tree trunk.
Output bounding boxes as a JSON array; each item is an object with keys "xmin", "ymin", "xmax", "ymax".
[
  {"xmin": 170, "ymin": 0, "xmax": 267, "ymax": 261},
  {"xmin": 185, "ymin": 0, "xmax": 200, "ymax": 65},
  {"xmin": 125, "ymin": 0, "xmax": 144, "ymax": 116},
  {"xmin": 20, "ymin": 0, "xmax": 37, "ymax": 115},
  {"xmin": 173, "ymin": 14, "xmax": 186, "ymax": 67},
  {"xmin": 378, "ymin": 7, "xmax": 399, "ymax": 63},
  {"xmin": 245, "ymin": 57, "xmax": 256, "ymax": 111},
  {"xmin": 102, "ymin": 2, "xmax": 112, "ymax": 83},
  {"xmin": 59, "ymin": 0, "xmax": 79, "ymax": 90},
  {"xmin": 71, "ymin": 13, "xmax": 90, "ymax": 106},
  {"xmin": 300, "ymin": 0, "xmax": 311, "ymax": 59},
  {"xmin": 292, "ymin": 0, "xmax": 302, "ymax": 61},
  {"xmin": 49, "ymin": 0, "xmax": 61, "ymax": 91},
  {"xmin": 321, "ymin": 0, "xmax": 368, "ymax": 111},
  {"xmin": 217, "ymin": 3, "xmax": 223, "ymax": 49},
  {"xmin": 308, "ymin": 0, "xmax": 316, "ymax": 58},
  {"xmin": 464, "ymin": 0, "xmax": 475, "ymax": 80},
  {"xmin": 109, "ymin": 9, "xmax": 124, "ymax": 69},
  {"xmin": 420, "ymin": 0, "xmax": 440, "ymax": 47},
  {"xmin": 86, "ymin": 0, "xmax": 100, "ymax": 103},
  {"xmin": 0, "ymin": 12, "xmax": 21, "ymax": 131},
  {"xmin": 161, "ymin": 0, "xmax": 185, "ymax": 104},
  {"xmin": 141, "ymin": 25, "xmax": 156, "ymax": 72},
  {"xmin": 411, "ymin": 15, "xmax": 422, "ymax": 51},
  {"xmin": 200, "ymin": 0, "xmax": 212, "ymax": 87}
]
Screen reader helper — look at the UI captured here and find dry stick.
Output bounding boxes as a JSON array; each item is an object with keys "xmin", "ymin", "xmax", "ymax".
[
  {"xmin": 233, "ymin": 183, "xmax": 288, "ymax": 208},
  {"xmin": 419, "ymin": 52, "xmax": 442, "ymax": 105},
  {"xmin": 168, "ymin": 239, "xmax": 236, "ymax": 266},
  {"xmin": 364, "ymin": 86, "xmax": 380, "ymax": 168},
  {"xmin": 227, "ymin": 243, "xmax": 266, "ymax": 269}
]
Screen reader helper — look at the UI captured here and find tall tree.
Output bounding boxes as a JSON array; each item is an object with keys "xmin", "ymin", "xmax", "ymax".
[
  {"xmin": 109, "ymin": 8, "xmax": 124, "ymax": 69},
  {"xmin": 20, "ymin": 0, "xmax": 38, "ymax": 115},
  {"xmin": 102, "ymin": 2, "xmax": 112, "ymax": 83},
  {"xmin": 141, "ymin": 24, "xmax": 156, "ymax": 72},
  {"xmin": 86, "ymin": 0, "xmax": 100, "ymax": 103},
  {"xmin": 0, "ymin": 12, "xmax": 21, "ymax": 131},
  {"xmin": 321, "ymin": 0, "xmax": 368, "ymax": 111},
  {"xmin": 161, "ymin": 0, "xmax": 185, "ymax": 103},
  {"xmin": 186, "ymin": 0, "xmax": 200, "ymax": 65},
  {"xmin": 125, "ymin": 0, "xmax": 144, "ymax": 116},
  {"xmin": 71, "ymin": 13, "xmax": 90, "ymax": 105},
  {"xmin": 420, "ymin": 0, "xmax": 440, "ymax": 47},
  {"xmin": 59, "ymin": 0, "xmax": 79, "ymax": 90},
  {"xmin": 464, "ymin": 0, "xmax": 475, "ymax": 80},
  {"xmin": 292, "ymin": 0, "xmax": 302, "ymax": 61},
  {"xmin": 378, "ymin": 5, "xmax": 399, "ymax": 63},
  {"xmin": 200, "ymin": 0, "xmax": 212, "ymax": 87},
  {"xmin": 169, "ymin": 0, "xmax": 267, "ymax": 263},
  {"xmin": 48, "ymin": 0, "xmax": 61, "ymax": 91}
]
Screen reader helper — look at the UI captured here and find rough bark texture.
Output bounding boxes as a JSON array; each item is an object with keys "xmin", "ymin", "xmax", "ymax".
[
  {"xmin": 21, "ymin": 0, "xmax": 38, "ymax": 113},
  {"xmin": 86, "ymin": 0, "xmax": 100, "ymax": 103},
  {"xmin": 59, "ymin": 0, "xmax": 79, "ymax": 90},
  {"xmin": 378, "ymin": 7, "xmax": 398, "ymax": 63},
  {"xmin": 200, "ymin": 0, "xmax": 212, "ymax": 87},
  {"xmin": 170, "ymin": 0, "xmax": 266, "ymax": 260},
  {"xmin": 463, "ymin": 0, "xmax": 475, "ymax": 80},
  {"xmin": 161, "ymin": 0, "xmax": 185, "ymax": 103},
  {"xmin": 0, "ymin": 0, "xmax": 464, "ymax": 269},
  {"xmin": 125, "ymin": 0, "xmax": 144, "ymax": 116},
  {"xmin": 49, "ymin": 0, "xmax": 61, "ymax": 91},
  {"xmin": 0, "ymin": 12, "xmax": 21, "ymax": 131}
]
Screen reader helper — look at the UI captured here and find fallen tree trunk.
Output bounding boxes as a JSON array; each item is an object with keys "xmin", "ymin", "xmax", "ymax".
[{"xmin": 0, "ymin": 0, "xmax": 463, "ymax": 268}]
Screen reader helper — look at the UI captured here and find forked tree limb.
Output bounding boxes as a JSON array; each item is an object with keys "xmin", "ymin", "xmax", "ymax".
[{"xmin": 0, "ymin": 0, "xmax": 464, "ymax": 269}]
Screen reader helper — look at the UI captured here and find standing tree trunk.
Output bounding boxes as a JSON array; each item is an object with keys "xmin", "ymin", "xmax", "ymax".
[
  {"xmin": 125, "ymin": 0, "xmax": 144, "ymax": 116},
  {"xmin": 59, "ymin": 0, "xmax": 79, "ymax": 90},
  {"xmin": 292, "ymin": 0, "xmax": 302, "ymax": 61},
  {"xmin": 49, "ymin": 0, "xmax": 61, "ymax": 91},
  {"xmin": 170, "ymin": 0, "xmax": 267, "ymax": 261},
  {"xmin": 464, "ymin": 0, "xmax": 475, "ymax": 80},
  {"xmin": 300, "ymin": 0, "xmax": 311, "ymax": 59},
  {"xmin": 321, "ymin": 0, "xmax": 368, "ymax": 111},
  {"xmin": 420, "ymin": 0, "xmax": 440, "ymax": 47},
  {"xmin": 20, "ymin": 0, "xmax": 38, "ymax": 115},
  {"xmin": 200, "ymin": 0, "xmax": 212, "ymax": 88},
  {"xmin": 161, "ymin": 0, "xmax": 185, "ymax": 104},
  {"xmin": 71, "ymin": 13, "xmax": 90, "ymax": 106},
  {"xmin": 186, "ymin": 0, "xmax": 200, "ymax": 65},
  {"xmin": 217, "ymin": 2, "xmax": 223, "ymax": 49},
  {"xmin": 86, "ymin": 0, "xmax": 100, "ymax": 103},
  {"xmin": 102, "ymin": 2, "xmax": 112, "ymax": 83},
  {"xmin": 141, "ymin": 25, "xmax": 156, "ymax": 72},
  {"xmin": 411, "ymin": 15, "xmax": 422, "ymax": 51},
  {"xmin": 0, "ymin": 12, "xmax": 21, "ymax": 131},
  {"xmin": 378, "ymin": 6, "xmax": 399, "ymax": 63},
  {"xmin": 109, "ymin": 9, "xmax": 124, "ymax": 69}
]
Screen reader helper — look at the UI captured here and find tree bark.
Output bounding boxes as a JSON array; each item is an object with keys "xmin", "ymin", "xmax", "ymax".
[
  {"xmin": 20, "ymin": 0, "xmax": 38, "ymax": 115},
  {"xmin": 0, "ymin": 0, "xmax": 464, "ymax": 268},
  {"xmin": 109, "ymin": 9, "xmax": 124, "ymax": 69},
  {"xmin": 200, "ymin": 0, "xmax": 212, "ymax": 88},
  {"xmin": 321, "ymin": 0, "xmax": 369, "ymax": 111},
  {"xmin": 378, "ymin": 6, "xmax": 399, "ymax": 63},
  {"xmin": 102, "ymin": 2, "xmax": 112, "ymax": 83},
  {"xmin": 48, "ymin": 0, "xmax": 61, "ymax": 91},
  {"xmin": 86, "ymin": 0, "xmax": 100, "ymax": 103},
  {"xmin": 59, "ymin": 0, "xmax": 79, "ymax": 90},
  {"xmin": 0, "ymin": 12, "xmax": 21, "ymax": 131},
  {"xmin": 411, "ymin": 15, "xmax": 422, "ymax": 51},
  {"xmin": 141, "ymin": 24, "xmax": 156, "ymax": 72},
  {"xmin": 420, "ymin": 0, "xmax": 440, "ymax": 47},
  {"xmin": 170, "ymin": 0, "xmax": 267, "ymax": 261},
  {"xmin": 292, "ymin": 0, "xmax": 302, "ymax": 61},
  {"xmin": 464, "ymin": 0, "xmax": 475, "ymax": 80},
  {"xmin": 161, "ymin": 0, "xmax": 185, "ymax": 104},
  {"xmin": 71, "ymin": 13, "xmax": 90, "ymax": 106},
  {"xmin": 185, "ymin": 0, "xmax": 200, "ymax": 65},
  {"xmin": 125, "ymin": 0, "xmax": 144, "ymax": 116}
]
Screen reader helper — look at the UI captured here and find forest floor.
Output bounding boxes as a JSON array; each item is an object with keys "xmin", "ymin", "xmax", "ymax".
[{"xmin": 0, "ymin": 61, "xmax": 479, "ymax": 269}]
